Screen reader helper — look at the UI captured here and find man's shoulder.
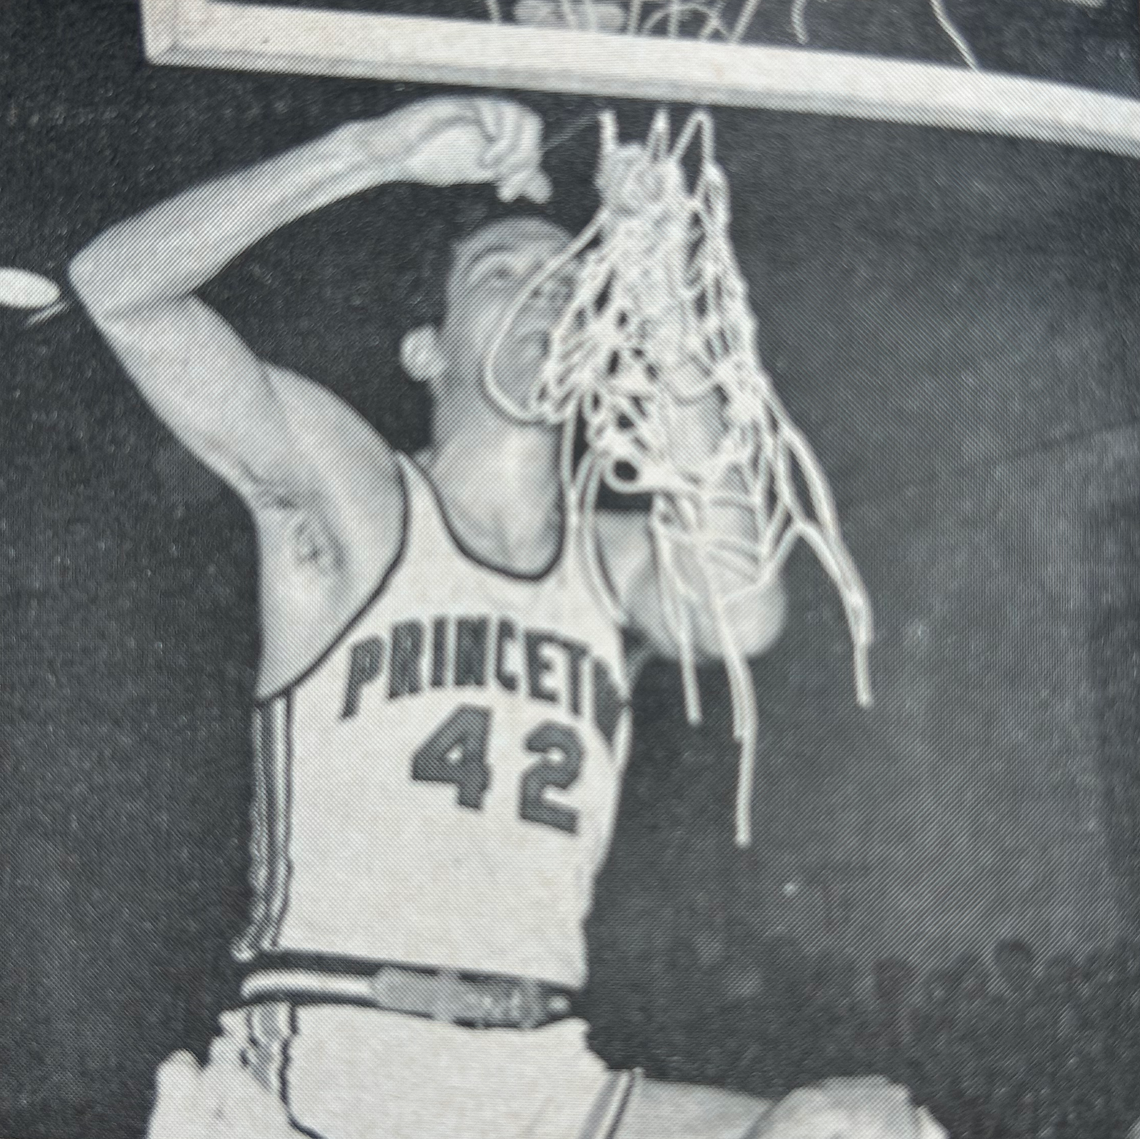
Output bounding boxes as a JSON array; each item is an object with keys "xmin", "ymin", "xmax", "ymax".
[{"xmin": 253, "ymin": 367, "xmax": 408, "ymax": 700}]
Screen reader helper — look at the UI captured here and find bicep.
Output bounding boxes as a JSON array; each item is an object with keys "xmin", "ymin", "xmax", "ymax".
[{"xmin": 92, "ymin": 297, "xmax": 307, "ymax": 502}]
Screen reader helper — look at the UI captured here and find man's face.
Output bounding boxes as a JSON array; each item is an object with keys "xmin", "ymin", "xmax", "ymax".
[{"xmin": 438, "ymin": 217, "xmax": 576, "ymax": 412}]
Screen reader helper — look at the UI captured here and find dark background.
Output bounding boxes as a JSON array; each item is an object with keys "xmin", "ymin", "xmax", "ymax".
[
  {"xmin": 3, "ymin": 1, "xmax": 1140, "ymax": 1136},
  {"xmin": 222, "ymin": 0, "xmax": 1140, "ymax": 86}
]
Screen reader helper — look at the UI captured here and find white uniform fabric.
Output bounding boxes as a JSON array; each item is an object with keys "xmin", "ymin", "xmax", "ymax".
[
  {"xmin": 217, "ymin": 1002, "xmax": 620, "ymax": 1139},
  {"xmin": 146, "ymin": 456, "xmax": 635, "ymax": 1139},
  {"xmin": 233, "ymin": 452, "xmax": 632, "ymax": 987}
]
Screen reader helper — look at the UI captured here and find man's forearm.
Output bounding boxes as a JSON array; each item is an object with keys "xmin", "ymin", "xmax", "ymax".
[
  {"xmin": 69, "ymin": 124, "xmax": 396, "ymax": 318},
  {"xmin": 667, "ymin": 388, "xmax": 786, "ymax": 655},
  {"xmin": 669, "ymin": 389, "xmax": 760, "ymax": 579}
]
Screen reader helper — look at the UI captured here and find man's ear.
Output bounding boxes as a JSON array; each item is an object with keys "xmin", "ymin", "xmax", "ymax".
[{"xmin": 400, "ymin": 326, "xmax": 446, "ymax": 384}]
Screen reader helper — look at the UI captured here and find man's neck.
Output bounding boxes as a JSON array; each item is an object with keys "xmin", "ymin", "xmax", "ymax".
[{"xmin": 422, "ymin": 420, "xmax": 564, "ymax": 576}]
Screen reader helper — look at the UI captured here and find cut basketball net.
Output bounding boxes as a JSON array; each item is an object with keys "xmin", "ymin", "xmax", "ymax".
[{"xmin": 487, "ymin": 110, "xmax": 873, "ymax": 847}]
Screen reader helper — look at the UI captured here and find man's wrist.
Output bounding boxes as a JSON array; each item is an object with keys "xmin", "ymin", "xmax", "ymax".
[{"xmin": 321, "ymin": 120, "xmax": 410, "ymax": 190}]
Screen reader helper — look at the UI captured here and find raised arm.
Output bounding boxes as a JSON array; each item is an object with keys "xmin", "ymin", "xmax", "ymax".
[
  {"xmin": 599, "ymin": 388, "xmax": 787, "ymax": 662},
  {"xmin": 67, "ymin": 96, "xmax": 551, "ymax": 503}
]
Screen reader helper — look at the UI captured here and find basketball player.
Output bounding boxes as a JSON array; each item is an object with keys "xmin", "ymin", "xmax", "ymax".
[{"xmin": 70, "ymin": 96, "xmax": 940, "ymax": 1139}]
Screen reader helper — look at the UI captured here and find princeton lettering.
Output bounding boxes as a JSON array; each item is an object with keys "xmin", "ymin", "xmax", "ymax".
[
  {"xmin": 341, "ymin": 636, "xmax": 384, "ymax": 718},
  {"xmin": 389, "ymin": 621, "xmax": 424, "ymax": 699},
  {"xmin": 455, "ymin": 618, "xmax": 489, "ymax": 687},
  {"xmin": 430, "ymin": 617, "xmax": 448, "ymax": 688},
  {"xmin": 339, "ymin": 615, "xmax": 627, "ymax": 737},
  {"xmin": 495, "ymin": 619, "xmax": 518, "ymax": 692},
  {"xmin": 525, "ymin": 631, "xmax": 560, "ymax": 703}
]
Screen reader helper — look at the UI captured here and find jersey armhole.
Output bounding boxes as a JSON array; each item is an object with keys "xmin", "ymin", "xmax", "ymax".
[{"xmin": 254, "ymin": 461, "xmax": 410, "ymax": 706}]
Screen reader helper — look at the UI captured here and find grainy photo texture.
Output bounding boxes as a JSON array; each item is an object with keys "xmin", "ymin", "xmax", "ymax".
[{"xmin": 2, "ymin": 2, "xmax": 1140, "ymax": 1137}]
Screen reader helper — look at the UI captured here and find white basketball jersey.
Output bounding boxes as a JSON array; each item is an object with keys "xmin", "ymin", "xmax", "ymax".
[{"xmin": 233, "ymin": 454, "xmax": 631, "ymax": 988}]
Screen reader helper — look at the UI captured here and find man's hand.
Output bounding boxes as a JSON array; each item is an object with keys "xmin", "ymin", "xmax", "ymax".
[
  {"xmin": 750, "ymin": 1077, "xmax": 947, "ymax": 1139},
  {"xmin": 338, "ymin": 96, "xmax": 552, "ymax": 203}
]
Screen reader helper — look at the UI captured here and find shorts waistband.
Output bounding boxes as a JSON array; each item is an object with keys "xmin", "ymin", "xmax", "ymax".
[{"xmin": 241, "ymin": 955, "xmax": 576, "ymax": 1031}]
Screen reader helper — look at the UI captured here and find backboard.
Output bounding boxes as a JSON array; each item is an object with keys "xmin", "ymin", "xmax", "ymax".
[
  {"xmin": 140, "ymin": 0, "xmax": 1140, "ymax": 158},
  {"xmin": 6, "ymin": 3, "xmax": 1140, "ymax": 1138}
]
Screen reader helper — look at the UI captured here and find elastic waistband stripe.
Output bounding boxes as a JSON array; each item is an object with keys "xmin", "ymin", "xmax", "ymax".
[{"xmin": 242, "ymin": 968, "xmax": 376, "ymax": 1005}]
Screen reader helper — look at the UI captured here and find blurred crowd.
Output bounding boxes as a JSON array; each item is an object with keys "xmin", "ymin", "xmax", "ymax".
[{"xmin": 585, "ymin": 937, "xmax": 1140, "ymax": 1138}]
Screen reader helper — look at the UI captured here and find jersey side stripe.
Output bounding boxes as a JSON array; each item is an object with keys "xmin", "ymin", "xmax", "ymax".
[
  {"xmin": 231, "ymin": 705, "xmax": 271, "ymax": 960},
  {"xmin": 267, "ymin": 694, "xmax": 295, "ymax": 948},
  {"xmin": 233, "ymin": 696, "xmax": 294, "ymax": 959},
  {"xmin": 243, "ymin": 1002, "xmax": 293, "ymax": 1100}
]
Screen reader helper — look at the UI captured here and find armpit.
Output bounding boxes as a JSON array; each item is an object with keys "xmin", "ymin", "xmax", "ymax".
[
  {"xmin": 235, "ymin": 459, "xmax": 305, "ymax": 512},
  {"xmin": 238, "ymin": 462, "xmax": 345, "ymax": 576},
  {"xmin": 288, "ymin": 510, "xmax": 344, "ymax": 574}
]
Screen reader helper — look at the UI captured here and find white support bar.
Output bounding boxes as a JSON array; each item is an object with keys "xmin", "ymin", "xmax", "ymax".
[{"xmin": 141, "ymin": 0, "xmax": 1140, "ymax": 159}]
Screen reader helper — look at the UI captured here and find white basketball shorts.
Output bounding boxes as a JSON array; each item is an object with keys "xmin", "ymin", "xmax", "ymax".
[{"xmin": 152, "ymin": 1002, "xmax": 623, "ymax": 1139}]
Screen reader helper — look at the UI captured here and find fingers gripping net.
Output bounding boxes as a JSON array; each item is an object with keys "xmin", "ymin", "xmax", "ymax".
[{"xmin": 486, "ymin": 110, "xmax": 873, "ymax": 847}]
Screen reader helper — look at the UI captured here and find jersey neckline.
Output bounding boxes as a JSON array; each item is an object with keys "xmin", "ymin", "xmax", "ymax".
[{"xmin": 404, "ymin": 452, "xmax": 567, "ymax": 585}]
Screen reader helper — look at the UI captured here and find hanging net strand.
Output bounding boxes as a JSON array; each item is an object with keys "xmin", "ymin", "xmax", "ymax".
[{"xmin": 485, "ymin": 109, "xmax": 873, "ymax": 847}]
